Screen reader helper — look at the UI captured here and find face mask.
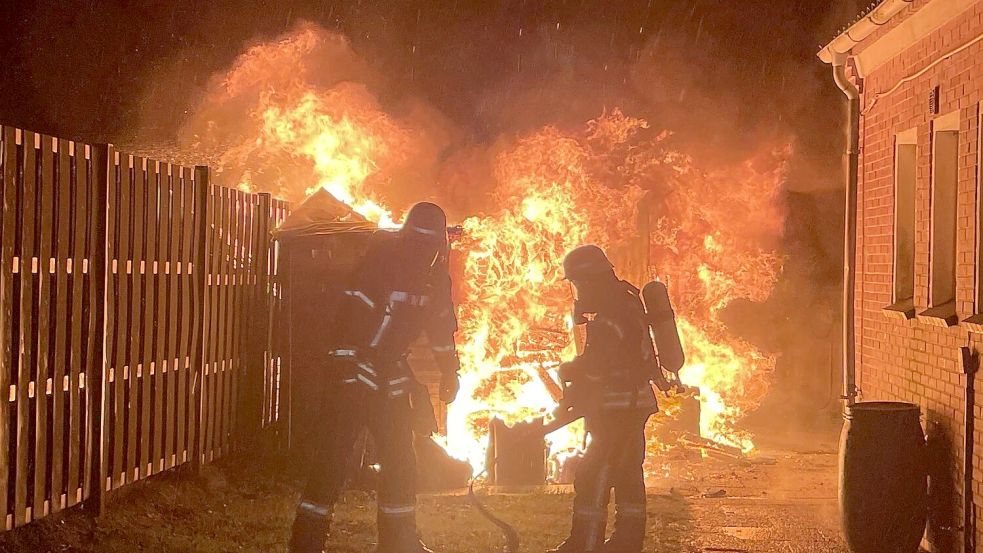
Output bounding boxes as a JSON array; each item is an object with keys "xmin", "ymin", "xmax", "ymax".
[
  {"xmin": 571, "ymin": 282, "xmax": 599, "ymax": 325},
  {"xmin": 403, "ymin": 235, "xmax": 443, "ymax": 271}
]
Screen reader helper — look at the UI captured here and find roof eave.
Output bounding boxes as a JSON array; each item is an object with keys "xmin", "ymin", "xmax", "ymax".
[{"xmin": 817, "ymin": 0, "xmax": 913, "ymax": 64}]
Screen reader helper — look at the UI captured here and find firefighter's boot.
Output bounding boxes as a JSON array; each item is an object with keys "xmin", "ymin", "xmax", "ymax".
[
  {"xmin": 288, "ymin": 500, "xmax": 334, "ymax": 553},
  {"xmin": 377, "ymin": 507, "xmax": 436, "ymax": 553},
  {"xmin": 602, "ymin": 506, "xmax": 645, "ymax": 553},
  {"xmin": 547, "ymin": 516, "xmax": 607, "ymax": 553}
]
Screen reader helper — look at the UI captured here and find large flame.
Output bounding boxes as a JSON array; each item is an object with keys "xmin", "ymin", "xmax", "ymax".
[
  {"xmin": 183, "ymin": 25, "xmax": 787, "ymax": 475},
  {"xmin": 180, "ymin": 23, "xmax": 413, "ymax": 226},
  {"xmin": 255, "ymin": 87, "xmax": 403, "ymax": 226},
  {"xmin": 443, "ymin": 122, "xmax": 647, "ymax": 470},
  {"xmin": 650, "ymin": 150, "xmax": 787, "ymax": 451},
  {"xmin": 443, "ymin": 114, "xmax": 786, "ymax": 467}
]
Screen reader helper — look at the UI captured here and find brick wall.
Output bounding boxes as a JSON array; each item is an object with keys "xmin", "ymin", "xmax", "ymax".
[{"xmin": 852, "ymin": 3, "xmax": 983, "ymax": 550}]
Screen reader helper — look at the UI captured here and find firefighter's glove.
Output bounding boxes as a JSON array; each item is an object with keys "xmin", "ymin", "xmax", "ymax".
[
  {"xmin": 557, "ymin": 359, "xmax": 584, "ymax": 384},
  {"xmin": 410, "ymin": 382, "xmax": 439, "ymax": 435},
  {"xmin": 673, "ymin": 378, "xmax": 689, "ymax": 394},
  {"xmin": 439, "ymin": 372, "xmax": 460, "ymax": 403},
  {"xmin": 652, "ymin": 368, "xmax": 673, "ymax": 393}
]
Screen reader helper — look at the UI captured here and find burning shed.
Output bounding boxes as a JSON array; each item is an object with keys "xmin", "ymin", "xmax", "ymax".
[
  {"xmin": 273, "ymin": 189, "xmax": 472, "ymax": 489},
  {"xmin": 273, "ymin": 189, "xmax": 378, "ymax": 453}
]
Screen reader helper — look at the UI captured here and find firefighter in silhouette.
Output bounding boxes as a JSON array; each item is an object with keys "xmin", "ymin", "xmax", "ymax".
[
  {"xmin": 547, "ymin": 245, "xmax": 667, "ymax": 553},
  {"xmin": 289, "ymin": 202, "xmax": 461, "ymax": 553}
]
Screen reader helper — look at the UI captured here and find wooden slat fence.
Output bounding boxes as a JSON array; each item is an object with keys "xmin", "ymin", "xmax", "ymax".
[
  {"xmin": 0, "ymin": 128, "xmax": 106, "ymax": 529},
  {"xmin": 0, "ymin": 126, "xmax": 289, "ymax": 530},
  {"xmin": 101, "ymin": 150, "xmax": 204, "ymax": 492},
  {"xmin": 201, "ymin": 185, "xmax": 249, "ymax": 463}
]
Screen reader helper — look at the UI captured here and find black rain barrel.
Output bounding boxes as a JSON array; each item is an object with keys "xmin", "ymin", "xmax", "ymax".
[{"xmin": 839, "ymin": 401, "xmax": 927, "ymax": 553}]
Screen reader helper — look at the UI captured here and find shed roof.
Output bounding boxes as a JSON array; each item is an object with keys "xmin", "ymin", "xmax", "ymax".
[{"xmin": 275, "ymin": 189, "xmax": 377, "ymax": 241}]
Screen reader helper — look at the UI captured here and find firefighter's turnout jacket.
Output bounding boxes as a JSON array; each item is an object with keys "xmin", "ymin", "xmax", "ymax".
[
  {"xmin": 567, "ymin": 279, "xmax": 659, "ymax": 414},
  {"xmin": 333, "ymin": 232, "xmax": 460, "ymax": 396},
  {"xmin": 289, "ymin": 231, "xmax": 459, "ymax": 553}
]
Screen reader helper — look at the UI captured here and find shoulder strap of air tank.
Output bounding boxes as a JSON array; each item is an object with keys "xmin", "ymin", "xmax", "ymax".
[{"xmin": 622, "ymin": 280, "xmax": 641, "ymax": 295}]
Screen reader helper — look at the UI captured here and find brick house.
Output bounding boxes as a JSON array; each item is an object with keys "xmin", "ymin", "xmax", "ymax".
[{"xmin": 819, "ymin": 1, "xmax": 983, "ymax": 551}]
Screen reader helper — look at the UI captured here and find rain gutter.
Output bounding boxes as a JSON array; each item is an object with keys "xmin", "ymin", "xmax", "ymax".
[
  {"xmin": 817, "ymin": 0, "xmax": 915, "ymax": 415},
  {"xmin": 818, "ymin": 0, "xmax": 913, "ymax": 68}
]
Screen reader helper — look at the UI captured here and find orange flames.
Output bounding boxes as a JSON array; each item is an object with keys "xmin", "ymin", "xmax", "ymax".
[
  {"xmin": 650, "ymin": 149, "xmax": 787, "ymax": 451},
  {"xmin": 184, "ymin": 25, "xmax": 787, "ymax": 474},
  {"xmin": 444, "ymin": 114, "xmax": 786, "ymax": 466},
  {"xmin": 444, "ymin": 120, "xmax": 648, "ymax": 470},
  {"xmin": 255, "ymin": 87, "xmax": 405, "ymax": 226},
  {"xmin": 180, "ymin": 24, "xmax": 415, "ymax": 225}
]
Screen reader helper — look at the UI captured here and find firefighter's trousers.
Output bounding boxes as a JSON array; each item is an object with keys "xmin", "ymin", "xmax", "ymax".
[
  {"xmin": 570, "ymin": 410, "xmax": 650, "ymax": 550},
  {"xmin": 290, "ymin": 386, "xmax": 417, "ymax": 552}
]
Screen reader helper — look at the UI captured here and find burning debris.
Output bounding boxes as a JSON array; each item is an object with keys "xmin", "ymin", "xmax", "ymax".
[
  {"xmin": 449, "ymin": 120, "xmax": 787, "ymax": 470},
  {"xmin": 177, "ymin": 23, "xmax": 789, "ymax": 479}
]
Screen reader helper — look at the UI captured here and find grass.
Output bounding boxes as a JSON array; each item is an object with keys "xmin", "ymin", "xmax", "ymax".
[
  {"xmin": 329, "ymin": 490, "xmax": 692, "ymax": 552},
  {"xmin": 0, "ymin": 456, "xmax": 694, "ymax": 553}
]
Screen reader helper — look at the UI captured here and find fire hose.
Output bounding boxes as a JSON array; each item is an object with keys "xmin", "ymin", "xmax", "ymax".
[
  {"xmin": 467, "ymin": 467, "xmax": 520, "ymax": 553},
  {"xmin": 466, "ymin": 406, "xmax": 584, "ymax": 553},
  {"xmin": 464, "ymin": 403, "xmax": 582, "ymax": 553}
]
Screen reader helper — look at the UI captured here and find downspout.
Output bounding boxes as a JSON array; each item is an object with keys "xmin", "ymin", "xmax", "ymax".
[
  {"xmin": 831, "ymin": 51, "xmax": 860, "ymax": 413},
  {"xmin": 959, "ymin": 348, "xmax": 978, "ymax": 553}
]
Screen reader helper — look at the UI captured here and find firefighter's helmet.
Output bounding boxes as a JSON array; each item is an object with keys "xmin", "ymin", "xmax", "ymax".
[
  {"xmin": 401, "ymin": 202, "xmax": 448, "ymax": 268},
  {"xmin": 402, "ymin": 202, "xmax": 448, "ymax": 245},
  {"xmin": 562, "ymin": 244, "xmax": 614, "ymax": 281}
]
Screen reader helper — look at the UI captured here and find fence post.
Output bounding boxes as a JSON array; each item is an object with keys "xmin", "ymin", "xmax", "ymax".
[
  {"xmin": 190, "ymin": 167, "xmax": 209, "ymax": 471},
  {"xmin": 0, "ymin": 127, "xmax": 15, "ymax": 529},
  {"xmin": 263, "ymin": 200, "xmax": 286, "ymax": 448},
  {"xmin": 81, "ymin": 143, "xmax": 109, "ymax": 517},
  {"xmin": 258, "ymin": 195, "xmax": 271, "ymax": 437},
  {"xmin": 237, "ymin": 193, "xmax": 271, "ymax": 449}
]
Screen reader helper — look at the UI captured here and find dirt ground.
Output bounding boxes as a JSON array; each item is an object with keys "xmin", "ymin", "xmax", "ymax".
[{"xmin": 0, "ymin": 428, "xmax": 848, "ymax": 553}]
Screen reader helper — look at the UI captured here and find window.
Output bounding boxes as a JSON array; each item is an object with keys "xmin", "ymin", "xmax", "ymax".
[
  {"xmin": 920, "ymin": 111, "xmax": 959, "ymax": 325},
  {"xmin": 886, "ymin": 129, "xmax": 917, "ymax": 319}
]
